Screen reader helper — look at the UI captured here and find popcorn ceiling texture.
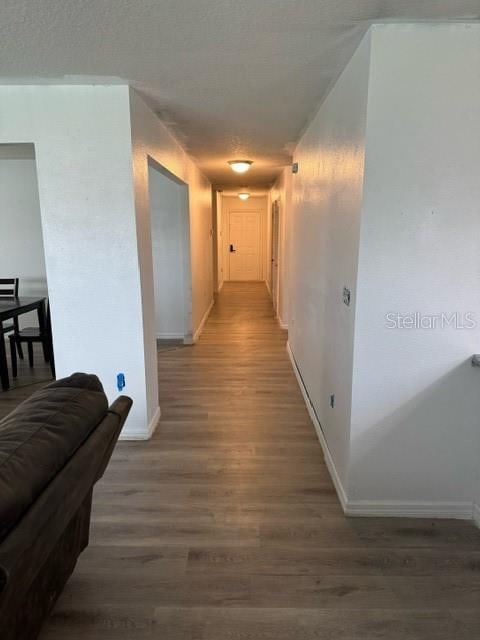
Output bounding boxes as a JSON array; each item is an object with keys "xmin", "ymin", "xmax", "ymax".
[{"xmin": 0, "ymin": 0, "xmax": 479, "ymax": 187}]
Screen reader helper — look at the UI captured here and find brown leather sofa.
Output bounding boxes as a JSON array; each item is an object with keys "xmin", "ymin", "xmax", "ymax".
[{"xmin": 0, "ymin": 373, "xmax": 132, "ymax": 640}]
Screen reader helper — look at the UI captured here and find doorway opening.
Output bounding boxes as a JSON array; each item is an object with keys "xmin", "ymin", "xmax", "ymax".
[
  {"xmin": 148, "ymin": 158, "xmax": 193, "ymax": 346},
  {"xmin": 270, "ymin": 199, "xmax": 280, "ymax": 312},
  {"xmin": 0, "ymin": 143, "xmax": 55, "ymax": 399}
]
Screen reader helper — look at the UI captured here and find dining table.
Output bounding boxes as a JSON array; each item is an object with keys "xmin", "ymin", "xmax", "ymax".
[{"xmin": 0, "ymin": 297, "xmax": 46, "ymax": 391}]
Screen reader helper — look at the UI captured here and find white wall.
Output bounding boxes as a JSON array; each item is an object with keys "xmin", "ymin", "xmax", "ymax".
[
  {"xmin": 128, "ymin": 89, "xmax": 213, "ymax": 367},
  {"xmin": 221, "ymin": 195, "xmax": 268, "ymax": 282},
  {"xmin": 270, "ymin": 168, "xmax": 292, "ymax": 328},
  {"xmin": 289, "ymin": 32, "xmax": 372, "ymax": 489},
  {"xmin": 149, "ymin": 165, "xmax": 185, "ymax": 339},
  {"xmin": 349, "ymin": 24, "xmax": 480, "ymax": 514},
  {"xmin": 0, "ymin": 85, "xmax": 152, "ymax": 437},
  {"xmin": 290, "ymin": 23, "xmax": 480, "ymax": 518},
  {"xmin": 0, "ymin": 145, "xmax": 48, "ymax": 325},
  {"xmin": 0, "ymin": 85, "xmax": 212, "ymax": 439}
]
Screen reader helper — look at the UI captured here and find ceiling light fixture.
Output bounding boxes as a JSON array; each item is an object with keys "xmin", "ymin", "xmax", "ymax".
[
  {"xmin": 238, "ymin": 192, "xmax": 250, "ymax": 201},
  {"xmin": 228, "ymin": 160, "xmax": 253, "ymax": 174}
]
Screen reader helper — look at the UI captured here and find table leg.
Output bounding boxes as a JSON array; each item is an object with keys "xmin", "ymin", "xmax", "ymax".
[{"xmin": 0, "ymin": 322, "xmax": 10, "ymax": 391}]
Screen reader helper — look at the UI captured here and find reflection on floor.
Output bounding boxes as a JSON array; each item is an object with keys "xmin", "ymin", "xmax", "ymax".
[{"xmin": 6, "ymin": 282, "xmax": 480, "ymax": 639}]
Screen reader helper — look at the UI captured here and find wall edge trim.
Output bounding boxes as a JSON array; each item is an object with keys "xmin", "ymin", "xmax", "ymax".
[
  {"xmin": 119, "ymin": 406, "xmax": 161, "ymax": 441},
  {"xmin": 345, "ymin": 500, "xmax": 473, "ymax": 520},
  {"xmin": 287, "ymin": 342, "xmax": 474, "ymax": 521},
  {"xmin": 192, "ymin": 299, "xmax": 214, "ymax": 343},
  {"xmin": 287, "ymin": 341, "xmax": 348, "ymax": 511}
]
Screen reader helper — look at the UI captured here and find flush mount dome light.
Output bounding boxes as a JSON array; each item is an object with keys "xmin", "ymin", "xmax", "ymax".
[
  {"xmin": 228, "ymin": 160, "xmax": 253, "ymax": 173},
  {"xmin": 238, "ymin": 192, "xmax": 250, "ymax": 201}
]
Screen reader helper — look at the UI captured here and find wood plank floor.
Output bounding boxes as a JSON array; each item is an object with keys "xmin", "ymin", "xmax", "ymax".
[{"xmin": 3, "ymin": 282, "xmax": 480, "ymax": 638}]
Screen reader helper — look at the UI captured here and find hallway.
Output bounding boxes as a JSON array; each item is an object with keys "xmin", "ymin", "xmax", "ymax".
[{"xmin": 40, "ymin": 282, "xmax": 480, "ymax": 639}]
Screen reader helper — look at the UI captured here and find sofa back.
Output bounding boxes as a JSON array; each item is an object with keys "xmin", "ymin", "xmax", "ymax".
[{"xmin": 0, "ymin": 373, "xmax": 108, "ymax": 543}]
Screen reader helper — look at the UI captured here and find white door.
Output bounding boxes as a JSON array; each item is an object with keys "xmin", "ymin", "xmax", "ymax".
[
  {"xmin": 228, "ymin": 211, "xmax": 262, "ymax": 280},
  {"xmin": 270, "ymin": 200, "xmax": 280, "ymax": 310}
]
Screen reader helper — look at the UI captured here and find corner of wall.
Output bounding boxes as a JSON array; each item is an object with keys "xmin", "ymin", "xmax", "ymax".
[
  {"xmin": 348, "ymin": 23, "xmax": 480, "ymax": 516},
  {"xmin": 192, "ymin": 298, "xmax": 214, "ymax": 342},
  {"xmin": 474, "ymin": 504, "xmax": 480, "ymax": 529},
  {"xmin": 120, "ymin": 406, "xmax": 161, "ymax": 441}
]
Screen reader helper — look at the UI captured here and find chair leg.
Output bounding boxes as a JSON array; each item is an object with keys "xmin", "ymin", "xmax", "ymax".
[
  {"xmin": 49, "ymin": 350, "xmax": 56, "ymax": 378},
  {"xmin": 41, "ymin": 338, "xmax": 50, "ymax": 362},
  {"xmin": 27, "ymin": 342, "xmax": 34, "ymax": 368},
  {"xmin": 9, "ymin": 337, "xmax": 18, "ymax": 378},
  {"xmin": 45, "ymin": 335, "xmax": 56, "ymax": 378}
]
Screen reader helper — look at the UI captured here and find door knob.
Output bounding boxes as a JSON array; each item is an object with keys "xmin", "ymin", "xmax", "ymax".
[{"xmin": 229, "ymin": 244, "xmax": 236, "ymax": 252}]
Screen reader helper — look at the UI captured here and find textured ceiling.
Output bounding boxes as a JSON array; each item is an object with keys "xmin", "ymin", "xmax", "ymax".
[{"xmin": 1, "ymin": 1, "xmax": 479, "ymax": 188}]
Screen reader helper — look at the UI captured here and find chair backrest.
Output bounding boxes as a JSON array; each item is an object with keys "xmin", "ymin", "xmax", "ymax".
[{"xmin": 0, "ymin": 279, "xmax": 19, "ymax": 299}]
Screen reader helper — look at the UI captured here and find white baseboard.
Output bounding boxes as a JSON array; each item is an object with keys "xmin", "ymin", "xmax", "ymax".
[
  {"xmin": 345, "ymin": 500, "xmax": 473, "ymax": 520},
  {"xmin": 120, "ymin": 406, "xmax": 161, "ymax": 441},
  {"xmin": 192, "ymin": 299, "xmax": 214, "ymax": 343},
  {"xmin": 474, "ymin": 504, "xmax": 480, "ymax": 528},
  {"xmin": 286, "ymin": 341, "xmax": 348, "ymax": 512},
  {"xmin": 156, "ymin": 332, "xmax": 184, "ymax": 340},
  {"xmin": 287, "ymin": 341, "xmax": 472, "ymax": 521}
]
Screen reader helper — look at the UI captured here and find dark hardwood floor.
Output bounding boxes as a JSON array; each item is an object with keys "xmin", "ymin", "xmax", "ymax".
[{"xmin": 3, "ymin": 282, "xmax": 480, "ymax": 638}]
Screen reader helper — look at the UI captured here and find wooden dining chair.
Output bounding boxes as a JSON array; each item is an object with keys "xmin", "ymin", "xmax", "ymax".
[
  {"xmin": 0, "ymin": 278, "xmax": 19, "ymax": 298},
  {"xmin": 8, "ymin": 301, "xmax": 55, "ymax": 378},
  {"xmin": 0, "ymin": 278, "xmax": 24, "ymax": 359}
]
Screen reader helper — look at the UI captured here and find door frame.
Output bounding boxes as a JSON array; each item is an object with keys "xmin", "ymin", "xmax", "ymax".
[
  {"xmin": 225, "ymin": 208, "xmax": 266, "ymax": 281},
  {"xmin": 270, "ymin": 199, "xmax": 280, "ymax": 310}
]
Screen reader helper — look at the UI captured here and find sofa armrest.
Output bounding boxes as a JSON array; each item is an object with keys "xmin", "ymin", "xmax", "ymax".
[{"xmin": 96, "ymin": 396, "xmax": 133, "ymax": 481}]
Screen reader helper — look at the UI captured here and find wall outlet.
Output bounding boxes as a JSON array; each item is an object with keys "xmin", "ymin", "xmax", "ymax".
[
  {"xmin": 117, "ymin": 373, "xmax": 126, "ymax": 391},
  {"xmin": 343, "ymin": 287, "xmax": 351, "ymax": 306},
  {"xmin": 330, "ymin": 394, "xmax": 335, "ymax": 408}
]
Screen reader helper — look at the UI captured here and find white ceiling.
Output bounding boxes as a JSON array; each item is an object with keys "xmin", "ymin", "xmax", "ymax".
[{"xmin": 1, "ymin": 1, "xmax": 479, "ymax": 188}]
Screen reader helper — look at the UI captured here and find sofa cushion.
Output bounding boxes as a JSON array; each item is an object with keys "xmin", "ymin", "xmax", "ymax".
[{"xmin": 0, "ymin": 373, "xmax": 108, "ymax": 542}]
